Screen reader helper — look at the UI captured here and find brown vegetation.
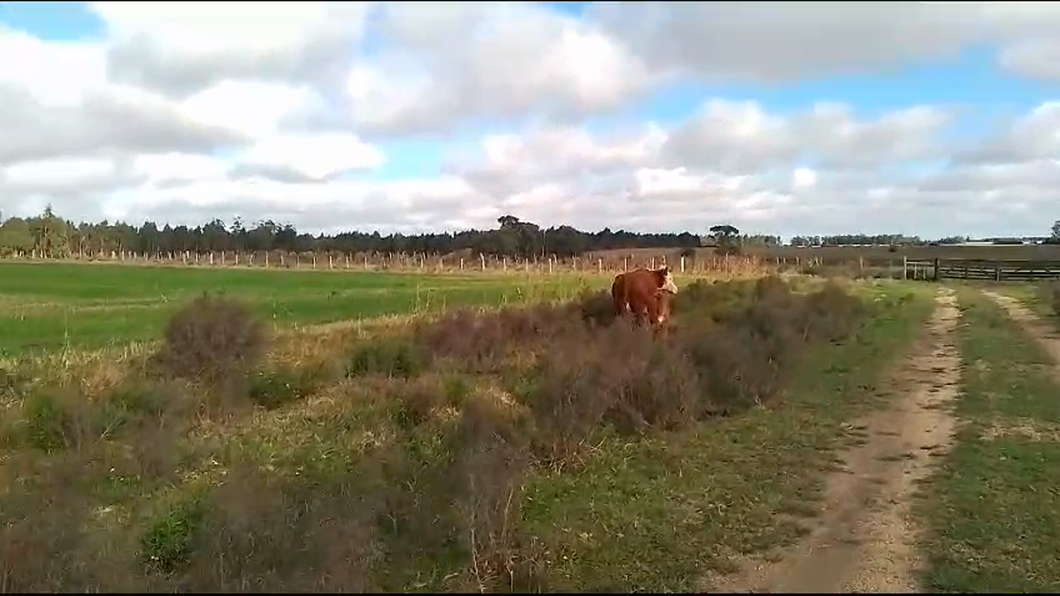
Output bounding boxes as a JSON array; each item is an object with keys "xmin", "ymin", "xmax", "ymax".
[{"xmin": 0, "ymin": 276, "xmax": 870, "ymax": 592}]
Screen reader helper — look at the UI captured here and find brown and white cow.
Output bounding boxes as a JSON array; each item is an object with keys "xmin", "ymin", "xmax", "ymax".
[{"xmin": 611, "ymin": 266, "xmax": 679, "ymax": 329}]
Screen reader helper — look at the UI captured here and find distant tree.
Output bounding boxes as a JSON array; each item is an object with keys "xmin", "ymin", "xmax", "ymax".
[
  {"xmin": 1052, "ymin": 219, "xmax": 1060, "ymax": 241},
  {"xmin": 710, "ymin": 224, "xmax": 742, "ymax": 256},
  {"xmin": 0, "ymin": 207, "xmax": 746, "ymax": 260}
]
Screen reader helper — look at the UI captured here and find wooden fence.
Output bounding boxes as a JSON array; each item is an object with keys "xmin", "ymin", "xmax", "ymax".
[
  {"xmin": 0, "ymin": 250, "xmax": 773, "ymax": 277},
  {"xmin": 905, "ymin": 258, "xmax": 1060, "ymax": 281}
]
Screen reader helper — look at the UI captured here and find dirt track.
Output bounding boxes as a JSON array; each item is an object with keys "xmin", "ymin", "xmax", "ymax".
[
  {"xmin": 981, "ymin": 290, "xmax": 1060, "ymax": 380},
  {"xmin": 704, "ymin": 288, "xmax": 962, "ymax": 593}
]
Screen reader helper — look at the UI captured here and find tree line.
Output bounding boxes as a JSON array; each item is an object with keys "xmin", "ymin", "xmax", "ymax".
[
  {"xmin": 0, "ymin": 209, "xmax": 702, "ymax": 259},
  {"xmin": 1, "ymin": 207, "xmax": 1056, "ymax": 259}
]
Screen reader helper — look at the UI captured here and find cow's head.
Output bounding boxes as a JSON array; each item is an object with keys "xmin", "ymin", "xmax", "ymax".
[{"xmin": 653, "ymin": 266, "xmax": 678, "ymax": 294}]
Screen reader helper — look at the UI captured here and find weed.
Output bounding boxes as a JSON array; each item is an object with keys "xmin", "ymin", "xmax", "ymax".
[
  {"xmin": 248, "ymin": 366, "xmax": 323, "ymax": 410},
  {"xmin": 95, "ymin": 380, "xmax": 173, "ymax": 438},
  {"xmin": 24, "ymin": 391, "xmax": 71, "ymax": 453},
  {"xmin": 389, "ymin": 376, "xmax": 445, "ymax": 430},
  {"xmin": 141, "ymin": 496, "xmax": 207, "ymax": 574},
  {"xmin": 346, "ymin": 337, "xmax": 430, "ymax": 379}
]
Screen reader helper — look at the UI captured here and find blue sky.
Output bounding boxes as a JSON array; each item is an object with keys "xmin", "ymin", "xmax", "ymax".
[
  {"xmin": 2, "ymin": 2, "xmax": 1059, "ymax": 238},
  {"xmin": 0, "ymin": 1, "xmax": 103, "ymax": 40}
]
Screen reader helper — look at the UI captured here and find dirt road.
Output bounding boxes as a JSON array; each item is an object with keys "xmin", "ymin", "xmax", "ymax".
[
  {"xmin": 704, "ymin": 288, "xmax": 962, "ymax": 593},
  {"xmin": 981, "ymin": 290, "xmax": 1060, "ymax": 377}
]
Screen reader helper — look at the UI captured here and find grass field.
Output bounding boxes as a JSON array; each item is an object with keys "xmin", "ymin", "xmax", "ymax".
[
  {"xmin": 916, "ymin": 288, "xmax": 1060, "ymax": 592},
  {"xmin": 0, "ymin": 262, "xmax": 610, "ymax": 355},
  {"xmin": 5, "ymin": 260, "xmax": 1060, "ymax": 592}
]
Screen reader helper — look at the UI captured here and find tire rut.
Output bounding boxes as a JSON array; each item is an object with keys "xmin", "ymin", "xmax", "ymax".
[
  {"xmin": 981, "ymin": 290, "xmax": 1060, "ymax": 379},
  {"xmin": 703, "ymin": 288, "xmax": 961, "ymax": 593}
]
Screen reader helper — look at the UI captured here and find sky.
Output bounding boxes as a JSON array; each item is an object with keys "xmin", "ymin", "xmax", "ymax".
[{"xmin": 2, "ymin": 2, "xmax": 1060, "ymax": 240}]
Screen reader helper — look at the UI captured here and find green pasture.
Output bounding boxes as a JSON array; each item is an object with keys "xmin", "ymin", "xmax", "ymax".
[{"xmin": 0, "ymin": 262, "xmax": 604, "ymax": 355}]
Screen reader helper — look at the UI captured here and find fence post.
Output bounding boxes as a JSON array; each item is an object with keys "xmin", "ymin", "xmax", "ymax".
[
  {"xmin": 933, "ymin": 258, "xmax": 939, "ymax": 281},
  {"xmin": 680, "ymin": 255, "xmax": 686, "ymax": 273},
  {"xmin": 995, "ymin": 264, "xmax": 1001, "ymax": 282},
  {"xmin": 902, "ymin": 256, "xmax": 908, "ymax": 280}
]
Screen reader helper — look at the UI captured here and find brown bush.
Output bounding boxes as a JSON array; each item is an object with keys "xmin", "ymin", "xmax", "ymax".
[
  {"xmin": 518, "ymin": 321, "xmax": 706, "ymax": 462},
  {"xmin": 447, "ymin": 394, "xmax": 536, "ymax": 592},
  {"xmin": 0, "ymin": 454, "xmax": 94, "ymax": 591},
  {"xmin": 154, "ymin": 294, "xmax": 268, "ymax": 385},
  {"xmin": 1, "ymin": 424, "xmax": 184, "ymax": 592},
  {"xmin": 165, "ymin": 459, "xmax": 383, "ymax": 593},
  {"xmin": 673, "ymin": 278, "xmax": 756, "ymax": 322},
  {"xmin": 415, "ymin": 304, "xmax": 575, "ymax": 372},
  {"xmin": 387, "ymin": 375, "xmax": 447, "ymax": 429},
  {"xmin": 510, "ymin": 275, "xmax": 869, "ymax": 463},
  {"xmin": 800, "ymin": 281, "xmax": 865, "ymax": 343},
  {"xmin": 1050, "ymin": 282, "xmax": 1060, "ymax": 317},
  {"xmin": 572, "ymin": 289, "xmax": 618, "ymax": 328}
]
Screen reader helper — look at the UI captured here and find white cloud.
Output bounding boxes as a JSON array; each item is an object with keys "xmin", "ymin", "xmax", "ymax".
[
  {"xmin": 661, "ymin": 100, "xmax": 952, "ymax": 174},
  {"xmin": 94, "ymin": 1, "xmax": 375, "ymax": 96},
  {"xmin": 342, "ymin": 2, "xmax": 657, "ymax": 134},
  {"xmin": 237, "ymin": 133, "xmax": 385, "ymax": 181},
  {"xmin": 4, "ymin": 2, "xmax": 1060, "ymax": 239},
  {"xmin": 3, "ymin": 157, "xmax": 118, "ymax": 192},
  {"xmin": 179, "ymin": 80, "xmax": 317, "ymax": 139},
  {"xmin": 589, "ymin": 2, "xmax": 1060, "ymax": 84}
]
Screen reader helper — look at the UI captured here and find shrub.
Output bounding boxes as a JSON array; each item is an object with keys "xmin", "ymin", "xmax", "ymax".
[
  {"xmin": 416, "ymin": 305, "xmax": 572, "ymax": 372},
  {"xmin": 1050, "ymin": 283, "xmax": 1060, "ymax": 317},
  {"xmin": 183, "ymin": 462, "xmax": 380, "ymax": 592},
  {"xmin": 519, "ymin": 321, "xmax": 706, "ymax": 460},
  {"xmin": 154, "ymin": 294, "xmax": 267, "ymax": 384},
  {"xmin": 388, "ymin": 376, "xmax": 446, "ymax": 429},
  {"xmin": 513, "ymin": 275, "xmax": 869, "ymax": 459},
  {"xmin": 346, "ymin": 338, "xmax": 429, "ymax": 379},
  {"xmin": 447, "ymin": 394, "xmax": 533, "ymax": 591},
  {"xmin": 673, "ymin": 278, "xmax": 755, "ymax": 322},
  {"xmin": 800, "ymin": 281, "xmax": 864, "ymax": 343},
  {"xmin": 573, "ymin": 289, "xmax": 618, "ymax": 328}
]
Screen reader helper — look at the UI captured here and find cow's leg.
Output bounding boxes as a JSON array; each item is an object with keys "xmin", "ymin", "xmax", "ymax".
[{"xmin": 644, "ymin": 293, "xmax": 666, "ymax": 328}]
